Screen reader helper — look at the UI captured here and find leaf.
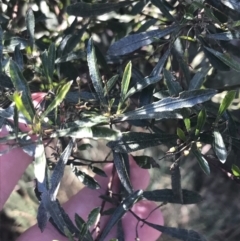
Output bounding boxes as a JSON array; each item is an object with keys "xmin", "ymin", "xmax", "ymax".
[
  {"xmin": 115, "ymin": 89, "xmax": 217, "ymax": 121},
  {"xmin": 41, "ymin": 81, "xmax": 73, "ymax": 120},
  {"xmin": 98, "ymin": 190, "xmax": 143, "ymax": 241},
  {"xmin": 177, "ymin": 127, "xmax": 186, "ymax": 141},
  {"xmin": 216, "ymin": 90, "xmax": 236, "ymax": 122},
  {"xmin": 195, "ymin": 109, "xmax": 206, "ymax": 136},
  {"xmin": 26, "ymin": 8, "xmax": 35, "ymax": 51},
  {"xmin": 192, "ymin": 147, "xmax": 210, "ymax": 175},
  {"xmin": 71, "ymin": 165, "xmax": 101, "ymax": 189},
  {"xmin": 188, "ymin": 66, "xmax": 211, "ymax": 90},
  {"xmin": 107, "ymin": 25, "xmax": 178, "ymax": 56},
  {"xmin": 163, "ymin": 69, "xmax": 182, "ymax": 96},
  {"xmin": 143, "ymin": 189, "xmax": 202, "ymax": 204},
  {"xmin": 87, "ymin": 38, "xmax": 107, "ymax": 106},
  {"xmin": 206, "ymin": 31, "xmax": 240, "ymax": 40},
  {"xmin": 67, "ymin": 1, "xmax": 132, "ymax": 17},
  {"xmin": 14, "ymin": 44, "xmax": 24, "ymax": 71},
  {"xmin": 87, "ymin": 207, "xmax": 101, "ymax": 227},
  {"xmin": 221, "ymin": 0, "xmax": 240, "ymax": 12},
  {"xmin": 113, "ymin": 152, "xmax": 133, "ymax": 194},
  {"xmin": 12, "ymin": 91, "xmax": 32, "ymax": 122},
  {"xmin": 204, "ymin": 47, "xmax": 240, "ymax": 72},
  {"xmin": 104, "ymin": 74, "xmax": 119, "ymax": 96},
  {"xmin": 4, "ymin": 37, "xmax": 28, "ymax": 52},
  {"xmin": 144, "ymin": 221, "xmax": 207, "ymax": 241},
  {"xmin": 184, "ymin": 118, "xmax": 191, "ymax": 132},
  {"xmin": 50, "ymin": 139, "xmax": 75, "ymax": 200},
  {"xmin": 9, "ymin": 60, "xmax": 35, "ymax": 121},
  {"xmin": 126, "ymin": 48, "xmax": 171, "ymax": 99},
  {"xmin": 232, "ymin": 164, "xmax": 240, "ymax": 177},
  {"xmin": 75, "ymin": 214, "xmax": 93, "ymax": 241},
  {"xmin": 171, "ymin": 162, "xmax": 183, "ymax": 203},
  {"xmin": 55, "ymin": 50, "xmax": 86, "ymax": 63},
  {"xmin": 117, "ymin": 61, "xmax": 132, "ymax": 113},
  {"xmin": 91, "ymin": 166, "xmax": 107, "ymax": 177},
  {"xmin": 48, "ymin": 43, "xmax": 56, "ymax": 82},
  {"xmin": 133, "ymin": 155, "xmax": 160, "ymax": 169},
  {"xmin": 213, "ymin": 130, "xmax": 228, "ymax": 163},
  {"xmin": 107, "ymin": 132, "xmax": 177, "ymax": 153}
]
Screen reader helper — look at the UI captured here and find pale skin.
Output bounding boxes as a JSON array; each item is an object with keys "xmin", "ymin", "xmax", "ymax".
[{"xmin": 0, "ymin": 93, "xmax": 164, "ymax": 241}]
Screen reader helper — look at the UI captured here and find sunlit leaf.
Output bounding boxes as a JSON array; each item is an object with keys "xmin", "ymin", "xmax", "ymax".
[
  {"xmin": 87, "ymin": 38, "xmax": 107, "ymax": 106},
  {"xmin": 117, "ymin": 61, "xmax": 132, "ymax": 113},
  {"xmin": 9, "ymin": 60, "xmax": 35, "ymax": 121},
  {"xmin": 221, "ymin": 0, "xmax": 240, "ymax": 12},
  {"xmin": 232, "ymin": 164, "xmax": 240, "ymax": 177},
  {"xmin": 41, "ymin": 80, "xmax": 73, "ymax": 119},
  {"xmin": 195, "ymin": 109, "xmax": 206, "ymax": 136},
  {"xmin": 14, "ymin": 45, "xmax": 24, "ymax": 71},
  {"xmin": 107, "ymin": 25, "xmax": 178, "ymax": 56},
  {"xmin": 213, "ymin": 130, "xmax": 228, "ymax": 163},
  {"xmin": 104, "ymin": 74, "xmax": 119, "ymax": 96},
  {"xmin": 55, "ymin": 50, "xmax": 86, "ymax": 63},
  {"xmin": 216, "ymin": 90, "xmax": 236, "ymax": 122},
  {"xmin": 206, "ymin": 31, "xmax": 240, "ymax": 40},
  {"xmin": 115, "ymin": 89, "xmax": 216, "ymax": 121},
  {"xmin": 151, "ymin": 0, "xmax": 175, "ymax": 21},
  {"xmin": 177, "ymin": 127, "xmax": 186, "ymax": 141}
]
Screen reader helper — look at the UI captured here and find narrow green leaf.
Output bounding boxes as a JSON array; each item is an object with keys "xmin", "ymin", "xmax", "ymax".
[
  {"xmin": 204, "ymin": 47, "xmax": 240, "ymax": 72},
  {"xmin": 163, "ymin": 69, "xmax": 182, "ymax": 96},
  {"xmin": 98, "ymin": 190, "xmax": 143, "ymax": 241},
  {"xmin": 107, "ymin": 25, "xmax": 178, "ymax": 56},
  {"xmin": 117, "ymin": 61, "xmax": 132, "ymax": 113},
  {"xmin": 74, "ymin": 214, "xmax": 93, "ymax": 241},
  {"xmin": 48, "ymin": 43, "xmax": 56, "ymax": 83},
  {"xmin": 195, "ymin": 109, "xmax": 206, "ymax": 136},
  {"xmin": 9, "ymin": 60, "xmax": 35, "ymax": 121},
  {"xmin": 171, "ymin": 162, "xmax": 183, "ymax": 203},
  {"xmin": 143, "ymin": 189, "xmax": 202, "ymax": 204},
  {"xmin": 116, "ymin": 89, "xmax": 216, "ymax": 121},
  {"xmin": 13, "ymin": 91, "xmax": 32, "ymax": 122},
  {"xmin": 184, "ymin": 118, "xmax": 191, "ymax": 132},
  {"xmin": 87, "ymin": 207, "xmax": 101, "ymax": 227},
  {"xmin": 104, "ymin": 74, "xmax": 119, "ymax": 96},
  {"xmin": 91, "ymin": 166, "xmax": 107, "ymax": 177},
  {"xmin": 216, "ymin": 90, "xmax": 236, "ymax": 122},
  {"xmin": 26, "ymin": 8, "xmax": 35, "ymax": 51},
  {"xmin": 67, "ymin": 1, "xmax": 132, "ymax": 17},
  {"xmin": 41, "ymin": 80, "xmax": 73, "ymax": 120},
  {"xmin": 177, "ymin": 127, "xmax": 186, "ymax": 141},
  {"xmin": 192, "ymin": 144, "xmax": 210, "ymax": 175},
  {"xmin": 87, "ymin": 38, "xmax": 107, "ymax": 106},
  {"xmin": 14, "ymin": 44, "xmax": 24, "ymax": 71},
  {"xmin": 213, "ymin": 130, "xmax": 228, "ymax": 163},
  {"xmin": 113, "ymin": 152, "xmax": 133, "ymax": 194},
  {"xmin": 13, "ymin": 105, "xmax": 19, "ymax": 138},
  {"xmin": 232, "ymin": 164, "xmax": 240, "ymax": 177},
  {"xmin": 126, "ymin": 48, "xmax": 171, "ymax": 99}
]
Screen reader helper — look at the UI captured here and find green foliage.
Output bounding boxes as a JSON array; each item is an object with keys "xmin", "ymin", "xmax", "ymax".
[{"xmin": 1, "ymin": 0, "xmax": 240, "ymax": 240}]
